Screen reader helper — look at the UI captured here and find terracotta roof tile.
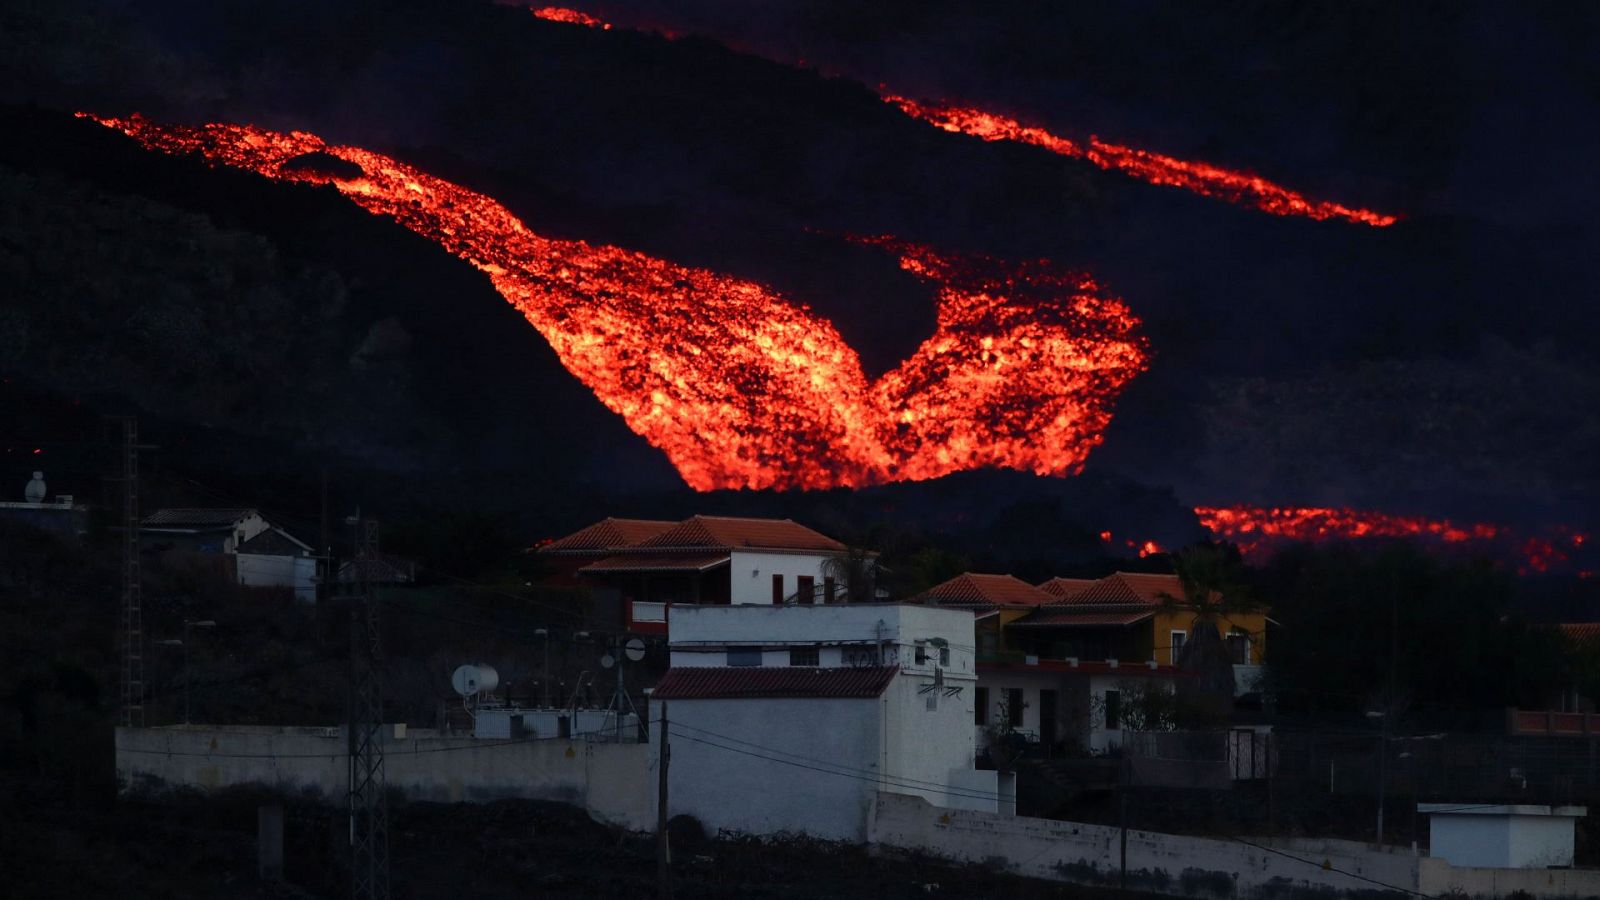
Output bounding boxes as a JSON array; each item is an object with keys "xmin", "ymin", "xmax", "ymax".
[
  {"xmin": 1561, "ymin": 623, "xmax": 1600, "ymax": 650},
  {"xmin": 1038, "ymin": 577, "xmax": 1099, "ymax": 599},
  {"xmin": 1049, "ymin": 571, "xmax": 1184, "ymax": 607},
  {"xmin": 636, "ymin": 516, "xmax": 845, "ymax": 553},
  {"xmin": 915, "ymin": 573, "xmax": 1054, "ymax": 610},
  {"xmin": 537, "ymin": 517, "xmax": 677, "ymax": 554},
  {"xmin": 1010, "ymin": 609, "xmax": 1155, "ymax": 628},
  {"xmin": 652, "ymin": 665, "xmax": 898, "ymax": 700},
  {"xmin": 579, "ymin": 553, "xmax": 732, "ymax": 574}
]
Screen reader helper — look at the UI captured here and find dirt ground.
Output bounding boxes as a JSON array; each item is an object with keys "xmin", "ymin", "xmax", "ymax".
[{"xmin": 6, "ymin": 783, "xmax": 1163, "ymax": 900}]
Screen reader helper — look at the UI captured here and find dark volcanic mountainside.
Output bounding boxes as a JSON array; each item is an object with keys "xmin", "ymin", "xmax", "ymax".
[
  {"xmin": 1, "ymin": 0, "xmax": 1597, "ymax": 540},
  {"xmin": 0, "ymin": 107, "xmax": 681, "ymax": 515}
]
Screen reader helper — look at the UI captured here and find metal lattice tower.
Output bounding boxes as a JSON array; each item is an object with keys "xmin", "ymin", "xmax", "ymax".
[
  {"xmin": 113, "ymin": 416, "xmax": 144, "ymax": 729},
  {"xmin": 347, "ymin": 517, "xmax": 389, "ymax": 900}
]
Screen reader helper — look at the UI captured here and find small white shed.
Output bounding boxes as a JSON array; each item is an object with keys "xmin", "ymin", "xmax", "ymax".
[{"xmin": 1420, "ymin": 803, "xmax": 1587, "ymax": 868}]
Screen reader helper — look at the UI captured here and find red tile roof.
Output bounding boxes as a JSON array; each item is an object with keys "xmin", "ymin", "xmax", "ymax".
[
  {"xmin": 1561, "ymin": 623, "xmax": 1600, "ymax": 650},
  {"xmin": 1048, "ymin": 571, "xmax": 1186, "ymax": 607},
  {"xmin": 578, "ymin": 553, "xmax": 732, "ymax": 574},
  {"xmin": 636, "ymin": 516, "xmax": 845, "ymax": 553},
  {"xmin": 1038, "ymin": 577, "xmax": 1099, "ymax": 599},
  {"xmin": 1010, "ymin": 609, "xmax": 1155, "ymax": 628},
  {"xmin": 651, "ymin": 666, "xmax": 898, "ymax": 700},
  {"xmin": 537, "ymin": 517, "xmax": 677, "ymax": 554},
  {"xmin": 915, "ymin": 572, "xmax": 1055, "ymax": 610}
]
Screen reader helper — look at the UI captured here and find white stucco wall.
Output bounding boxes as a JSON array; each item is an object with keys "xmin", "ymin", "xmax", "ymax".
[
  {"xmin": 668, "ymin": 604, "xmax": 975, "ymax": 666},
  {"xmin": 664, "ymin": 696, "xmax": 882, "ymax": 841},
  {"xmin": 1427, "ymin": 806, "xmax": 1585, "ymax": 869},
  {"xmin": 727, "ymin": 549, "xmax": 834, "ymax": 605},
  {"xmin": 236, "ymin": 553, "xmax": 317, "ymax": 603}
]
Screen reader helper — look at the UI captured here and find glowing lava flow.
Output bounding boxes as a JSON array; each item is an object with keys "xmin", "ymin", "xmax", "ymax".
[
  {"xmin": 87, "ymin": 114, "xmax": 1147, "ymax": 491},
  {"xmin": 883, "ymin": 98, "xmax": 1397, "ymax": 227},
  {"xmin": 1196, "ymin": 505, "xmax": 1590, "ymax": 575},
  {"xmin": 531, "ymin": 6, "xmax": 1397, "ymax": 227}
]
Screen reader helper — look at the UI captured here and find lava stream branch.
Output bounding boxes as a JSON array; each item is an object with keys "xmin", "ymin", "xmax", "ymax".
[
  {"xmin": 87, "ymin": 113, "xmax": 1147, "ymax": 492},
  {"xmin": 531, "ymin": 6, "xmax": 1397, "ymax": 227},
  {"xmin": 1197, "ymin": 505, "xmax": 1590, "ymax": 575}
]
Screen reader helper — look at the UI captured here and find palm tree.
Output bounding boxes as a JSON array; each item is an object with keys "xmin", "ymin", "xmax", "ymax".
[
  {"xmin": 1157, "ymin": 543, "xmax": 1261, "ymax": 713},
  {"xmin": 821, "ymin": 547, "xmax": 879, "ymax": 603}
]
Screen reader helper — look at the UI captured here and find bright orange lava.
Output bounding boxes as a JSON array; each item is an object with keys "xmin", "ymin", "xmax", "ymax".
[
  {"xmin": 85, "ymin": 114, "xmax": 1147, "ymax": 492},
  {"xmin": 527, "ymin": 6, "xmax": 1397, "ymax": 227},
  {"xmin": 531, "ymin": 6, "xmax": 610, "ymax": 29},
  {"xmin": 884, "ymin": 97, "xmax": 1397, "ymax": 227},
  {"xmin": 1196, "ymin": 505, "xmax": 1590, "ymax": 574}
]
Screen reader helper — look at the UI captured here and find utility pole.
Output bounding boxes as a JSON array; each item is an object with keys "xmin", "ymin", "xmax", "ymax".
[
  {"xmin": 656, "ymin": 700, "xmax": 672, "ymax": 900},
  {"xmin": 109, "ymin": 416, "xmax": 152, "ymax": 729},
  {"xmin": 1375, "ymin": 590, "xmax": 1398, "ymax": 846},
  {"xmin": 536, "ymin": 628, "xmax": 550, "ymax": 708},
  {"xmin": 347, "ymin": 515, "xmax": 389, "ymax": 900},
  {"xmin": 1118, "ymin": 752, "xmax": 1129, "ymax": 890}
]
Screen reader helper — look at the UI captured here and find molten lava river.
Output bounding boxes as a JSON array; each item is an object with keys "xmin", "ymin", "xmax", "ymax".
[
  {"xmin": 87, "ymin": 114, "xmax": 1147, "ymax": 491},
  {"xmin": 532, "ymin": 6, "xmax": 1397, "ymax": 228}
]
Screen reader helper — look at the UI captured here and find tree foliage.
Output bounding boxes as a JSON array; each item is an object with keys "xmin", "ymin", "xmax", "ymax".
[{"xmin": 1258, "ymin": 541, "xmax": 1568, "ymax": 722}]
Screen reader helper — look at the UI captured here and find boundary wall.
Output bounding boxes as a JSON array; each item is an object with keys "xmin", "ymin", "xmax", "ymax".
[
  {"xmin": 115, "ymin": 725, "xmax": 652, "ymax": 830},
  {"xmin": 869, "ymin": 792, "xmax": 1600, "ymax": 899}
]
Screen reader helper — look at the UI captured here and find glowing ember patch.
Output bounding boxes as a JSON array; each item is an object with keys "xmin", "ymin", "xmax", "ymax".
[
  {"xmin": 86, "ymin": 113, "xmax": 1147, "ymax": 491},
  {"xmin": 531, "ymin": 6, "xmax": 610, "ymax": 29},
  {"xmin": 1196, "ymin": 505, "xmax": 1590, "ymax": 574}
]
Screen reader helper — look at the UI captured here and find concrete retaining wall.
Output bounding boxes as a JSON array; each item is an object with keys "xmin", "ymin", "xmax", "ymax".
[
  {"xmin": 872, "ymin": 791, "xmax": 1417, "ymax": 898},
  {"xmin": 116, "ymin": 725, "xmax": 653, "ymax": 830},
  {"xmin": 1419, "ymin": 857, "xmax": 1600, "ymax": 898},
  {"xmin": 869, "ymin": 793, "xmax": 1600, "ymax": 899}
]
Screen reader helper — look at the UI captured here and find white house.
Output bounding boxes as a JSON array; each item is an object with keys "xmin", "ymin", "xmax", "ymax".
[
  {"xmin": 544, "ymin": 515, "xmax": 860, "ymax": 634},
  {"xmin": 140, "ymin": 508, "xmax": 269, "ymax": 555},
  {"xmin": 652, "ymin": 604, "xmax": 1011, "ymax": 842},
  {"xmin": 235, "ymin": 527, "xmax": 318, "ymax": 604}
]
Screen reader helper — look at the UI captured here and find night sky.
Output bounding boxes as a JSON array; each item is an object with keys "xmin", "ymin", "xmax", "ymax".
[{"xmin": 2, "ymin": 0, "xmax": 1597, "ymax": 571}]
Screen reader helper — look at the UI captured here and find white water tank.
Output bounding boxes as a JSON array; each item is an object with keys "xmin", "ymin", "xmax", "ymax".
[{"xmin": 24, "ymin": 471, "xmax": 46, "ymax": 504}]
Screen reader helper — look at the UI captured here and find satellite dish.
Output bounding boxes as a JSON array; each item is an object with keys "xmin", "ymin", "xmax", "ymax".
[
  {"xmin": 450, "ymin": 664, "xmax": 500, "ymax": 697},
  {"xmin": 624, "ymin": 638, "xmax": 646, "ymax": 662},
  {"xmin": 599, "ymin": 653, "xmax": 616, "ymax": 669}
]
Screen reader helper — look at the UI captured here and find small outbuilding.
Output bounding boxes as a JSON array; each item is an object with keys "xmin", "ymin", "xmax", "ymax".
[{"xmin": 1420, "ymin": 803, "xmax": 1587, "ymax": 869}]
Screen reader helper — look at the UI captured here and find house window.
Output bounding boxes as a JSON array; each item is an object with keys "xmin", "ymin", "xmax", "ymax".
[
  {"xmin": 771, "ymin": 574, "xmax": 784, "ymax": 604},
  {"xmin": 843, "ymin": 646, "xmax": 880, "ymax": 667},
  {"xmin": 727, "ymin": 648, "xmax": 762, "ymax": 667},
  {"xmin": 1104, "ymin": 690, "xmax": 1122, "ymax": 730},
  {"xmin": 1226, "ymin": 628, "xmax": 1251, "ymax": 665},
  {"xmin": 797, "ymin": 575, "xmax": 815, "ymax": 604},
  {"xmin": 1007, "ymin": 688, "xmax": 1024, "ymax": 727},
  {"xmin": 914, "ymin": 641, "xmax": 928, "ymax": 664},
  {"xmin": 939, "ymin": 646, "xmax": 951, "ymax": 666},
  {"xmin": 1170, "ymin": 630, "xmax": 1187, "ymax": 665},
  {"xmin": 975, "ymin": 687, "xmax": 990, "ymax": 725},
  {"xmin": 823, "ymin": 577, "xmax": 836, "ymax": 602},
  {"xmin": 789, "ymin": 645, "xmax": 819, "ymax": 667}
]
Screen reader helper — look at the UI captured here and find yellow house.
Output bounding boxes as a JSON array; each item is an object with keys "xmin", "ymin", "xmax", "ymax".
[
  {"xmin": 911, "ymin": 572, "xmax": 1056, "ymax": 661},
  {"xmin": 1017, "ymin": 571, "xmax": 1268, "ymax": 679}
]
